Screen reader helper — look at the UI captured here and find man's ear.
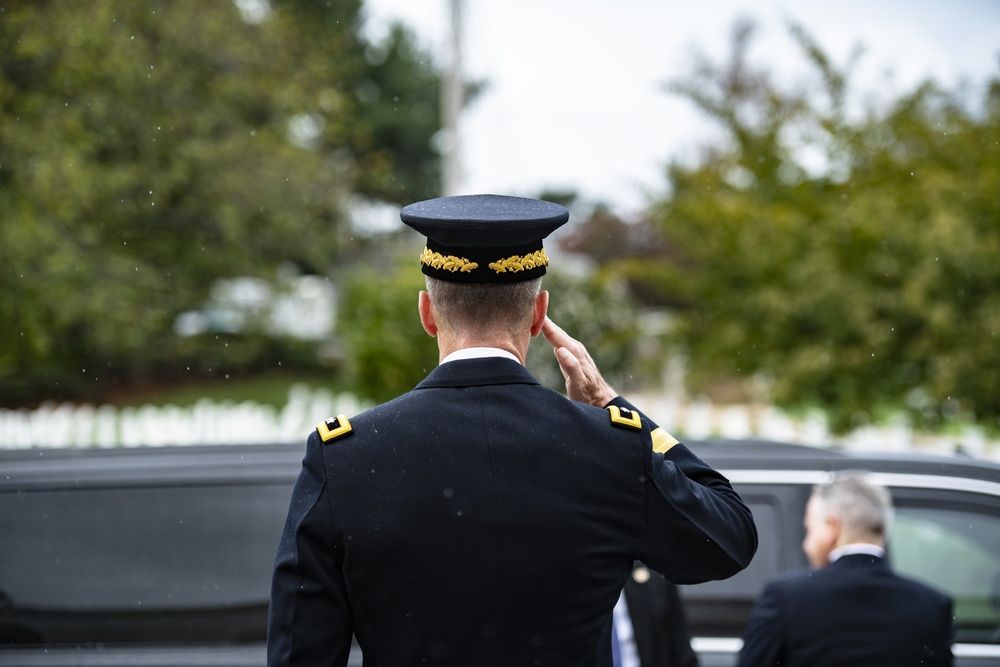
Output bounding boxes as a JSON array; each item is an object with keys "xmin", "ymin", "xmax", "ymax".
[
  {"xmin": 827, "ymin": 512, "xmax": 845, "ymax": 546},
  {"xmin": 529, "ymin": 290, "xmax": 549, "ymax": 337},
  {"xmin": 418, "ymin": 291, "xmax": 437, "ymax": 337}
]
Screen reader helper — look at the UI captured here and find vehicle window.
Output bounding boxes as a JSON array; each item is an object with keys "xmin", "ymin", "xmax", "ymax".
[
  {"xmin": 687, "ymin": 499, "xmax": 782, "ymax": 600},
  {"xmin": 679, "ymin": 497, "xmax": 790, "ymax": 638},
  {"xmin": 0, "ymin": 482, "xmax": 291, "ymax": 644},
  {"xmin": 891, "ymin": 506, "xmax": 1000, "ymax": 645}
]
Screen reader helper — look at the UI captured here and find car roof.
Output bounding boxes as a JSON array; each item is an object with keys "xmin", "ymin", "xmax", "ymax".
[
  {"xmin": 3, "ymin": 440, "xmax": 999, "ymax": 486},
  {"xmin": 0, "ymin": 443, "xmax": 304, "ymax": 489},
  {"xmin": 686, "ymin": 438, "xmax": 1000, "ymax": 484}
]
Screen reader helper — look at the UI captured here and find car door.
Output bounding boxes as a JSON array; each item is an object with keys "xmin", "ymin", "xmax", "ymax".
[{"xmin": 885, "ymin": 478, "xmax": 1000, "ymax": 665}]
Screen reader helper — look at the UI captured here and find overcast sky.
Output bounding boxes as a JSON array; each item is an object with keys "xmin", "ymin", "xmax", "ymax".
[{"xmin": 362, "ymin": 0, "xmax": 1000, "ymax": 215}]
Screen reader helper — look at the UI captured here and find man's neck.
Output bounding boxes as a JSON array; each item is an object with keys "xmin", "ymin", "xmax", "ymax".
[{"xmin": 437, "ymin": 332, "xmax": 528, "ymax": 366}]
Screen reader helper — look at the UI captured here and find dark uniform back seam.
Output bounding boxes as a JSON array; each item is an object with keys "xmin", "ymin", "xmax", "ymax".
[{"xmin": 476, "ymin": 385, "xmax": 503, "ymax": 665}]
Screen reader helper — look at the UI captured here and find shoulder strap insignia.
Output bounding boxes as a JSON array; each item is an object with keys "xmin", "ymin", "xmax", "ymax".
[
  {"xmin": 316, "ymin": 415, "xmax": 353, "ymax": 443},
  {"xmin": 607, "ymin": 405, "xmax": 642, "ymax": 430}
]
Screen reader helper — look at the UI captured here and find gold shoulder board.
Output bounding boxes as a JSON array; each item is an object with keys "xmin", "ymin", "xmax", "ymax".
[
  {"xmin": 607, "ymin": 405, "xmax": 642, "ymax": 430},
  {"xmin": 316, "ymin": 415, "xmax": 353, "ymax": 443}
]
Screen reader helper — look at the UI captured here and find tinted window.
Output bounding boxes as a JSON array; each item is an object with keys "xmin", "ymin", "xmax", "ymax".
[
  {"xmin": 686, "ymin": 500, "xmax": 782, "ymax": 600},
  {"xmin": 891, "ymin": 505, "xmax": 1000, "ymax": 645},
  {"xmin": 0, "ymin": 481, "xmax": 291, "ymax": 644},
  {"xmin": 679, "ymin": 493, "xmax": 802, "ymax": 637}
]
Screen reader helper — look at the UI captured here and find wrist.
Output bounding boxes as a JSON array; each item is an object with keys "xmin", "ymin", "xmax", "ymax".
[{"xmin": 596, "ymin": 390, "xmax": 618, "ymax": 408}]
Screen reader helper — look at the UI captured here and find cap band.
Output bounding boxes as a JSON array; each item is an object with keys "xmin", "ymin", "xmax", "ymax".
[{"xmin": 420, "ymin": 240, "xmax": 549, "ymax": 283}]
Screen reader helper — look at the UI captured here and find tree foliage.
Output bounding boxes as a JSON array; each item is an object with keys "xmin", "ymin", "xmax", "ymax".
[
  {"xmin": 641, "ymin": 20, "xmax": 1000, "ymax": 433},
  {"xmin": 525, "ymin": 269, "xmax": 643, "ymax": 392},
  {"xmin": 0, "ymin": 0, "xmax": 442, "ymax": 404},
  {"xmin": 336, "ymin": 254, "xmax": 438, "ymax": 404}
]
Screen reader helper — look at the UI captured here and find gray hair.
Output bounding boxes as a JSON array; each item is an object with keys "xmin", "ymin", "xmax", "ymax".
[
  {"xmin": 812, "ymin": 470, "xmax": 894, "ymax": 540},
  {"xmin": 425, "ymin": 276, "xmax": 542, "ymax": 336}
]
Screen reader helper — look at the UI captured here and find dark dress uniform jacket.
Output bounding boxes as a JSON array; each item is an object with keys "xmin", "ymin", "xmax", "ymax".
[
  {"xmin": 268, "ymin": 357, "xmax": 757, "ymax": 667},
  {"xmin": 737, "ymin": 553, "xmax": 954, "ymax": 667}
]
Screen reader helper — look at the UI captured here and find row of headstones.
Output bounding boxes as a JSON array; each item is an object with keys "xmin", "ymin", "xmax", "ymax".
[
  {"xmin": 629, "ymin": 392, "xmax": 998, "ymax": 460},
  {"xmin": 0, "ymin": 384, "xmax": 995, "ymax": 460},
  {"xmin": 0, "ymin": 385, "xmax": 367, "ymax": 449}
]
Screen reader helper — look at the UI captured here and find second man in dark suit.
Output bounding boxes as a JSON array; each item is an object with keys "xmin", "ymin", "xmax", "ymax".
[{"xmin": 737, "ymin": 471, "xmax": 953, "ymax": 667}]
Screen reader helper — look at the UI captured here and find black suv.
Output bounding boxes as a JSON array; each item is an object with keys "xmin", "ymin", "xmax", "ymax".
[{"xmin": 2, "ymin": 441, "xmax": 999, "ymax": 666}]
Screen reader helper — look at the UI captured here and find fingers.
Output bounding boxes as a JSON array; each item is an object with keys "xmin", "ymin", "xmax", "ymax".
[
  {"xmin": 541, "ymin": 317, "xmax": 573, "ymax": 352},
  {"xmin": 542, "ymin": 317, "xmax": 587, "ymax": 361},
  {"xmin": 543, "ymin": 319, "xmax": 586, "ymax": 394},
  {"xmin": 542, "ymin": 317, "xmax": 617, "ymax": 407},
  {"xmin": 553, "ymin": 344, "xmax": 583, "ymax": 386}
]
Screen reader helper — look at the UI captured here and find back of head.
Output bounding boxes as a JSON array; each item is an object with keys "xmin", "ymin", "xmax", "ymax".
[
  {"xmin": 425, "ymin": 275, "xmax": 542, "ymax": 339},
  {"xmin": 813, "ymin": 471, "xmax": 893, "ymax": 544},
  {"xmin": 401, "ymin": 194, "xmax": 567, "ymax": 344}
]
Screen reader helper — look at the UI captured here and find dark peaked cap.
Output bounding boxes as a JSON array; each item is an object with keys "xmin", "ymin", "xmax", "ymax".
[{"xmin": 400, "ymin": 194, "xmax": 569, "ymax": 283}]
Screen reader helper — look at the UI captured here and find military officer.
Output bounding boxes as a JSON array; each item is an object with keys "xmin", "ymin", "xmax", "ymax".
[{"xmin": 268, "ymin": 194, "xmax": 758, "ymax": 666}]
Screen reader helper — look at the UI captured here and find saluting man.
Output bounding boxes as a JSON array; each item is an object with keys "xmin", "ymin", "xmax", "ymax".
[{"xmin": 267, "ymin": 194, "xmax": 758, "ymax": 666}]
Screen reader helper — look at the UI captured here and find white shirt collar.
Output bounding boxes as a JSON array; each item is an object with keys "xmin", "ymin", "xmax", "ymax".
[
  {"xmin": 829, "ymin": 543, "xmax": 886, "ymax": 563},
  {"xmin": 440, "ymin": 347, "xmax": 520, "ymax": 365}
]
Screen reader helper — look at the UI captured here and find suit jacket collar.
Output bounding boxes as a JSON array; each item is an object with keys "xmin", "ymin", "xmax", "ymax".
[
  {"xmin": 827, "ymin": 552, "xmax": 888, "ymax": 570},
  {"xmin": 415, "ymin": 357, "xmax": 540, "ymax": 390}
]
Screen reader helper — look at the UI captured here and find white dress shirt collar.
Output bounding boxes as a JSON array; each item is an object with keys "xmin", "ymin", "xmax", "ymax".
[
  {"xmin": 829, "ymin": 542, "xmax": 886, "ymax": 563},
  {"xmin": 440, "ymin": 347, "xmax": 520, "ymax": 365}
]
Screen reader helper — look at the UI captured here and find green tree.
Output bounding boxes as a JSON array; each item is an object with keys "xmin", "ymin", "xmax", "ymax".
[
  {"xmin": 275, "ymin": 0, "xmax": 443, "ymax": 203},
  {"xmin": 525, "ymin": 269, "xmax": 643, "ymax": 393},
  {"xmin": 641, "ymin": 20, "xmax": 1000, "ymax": 433},
  {"xmin": 336, "ymin": 254, "xmax": 438, "ymax": 404},
  {"xmin": 0, "ymin": 0, "xmax": 442, "ymax": 404}
]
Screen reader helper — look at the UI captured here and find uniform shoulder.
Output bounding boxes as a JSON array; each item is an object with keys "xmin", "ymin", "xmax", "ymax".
[
  {"xmin": 315, "ymin": 414, "xmax": 353, "ymax": 444},
  {"xmin": 607, "ymin": 404, "xmax": 643, "ymax": 430},
  {"xmin": 563, "ymin": 398, "xmax": 644, "ymax": 435},
  {"xmin": 312, "ymin": 392, "xmax": 415, "ymax": 445},
  {"xmin": 604, "ymin": 400, "xmax": 680, "ymax": 453}
]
